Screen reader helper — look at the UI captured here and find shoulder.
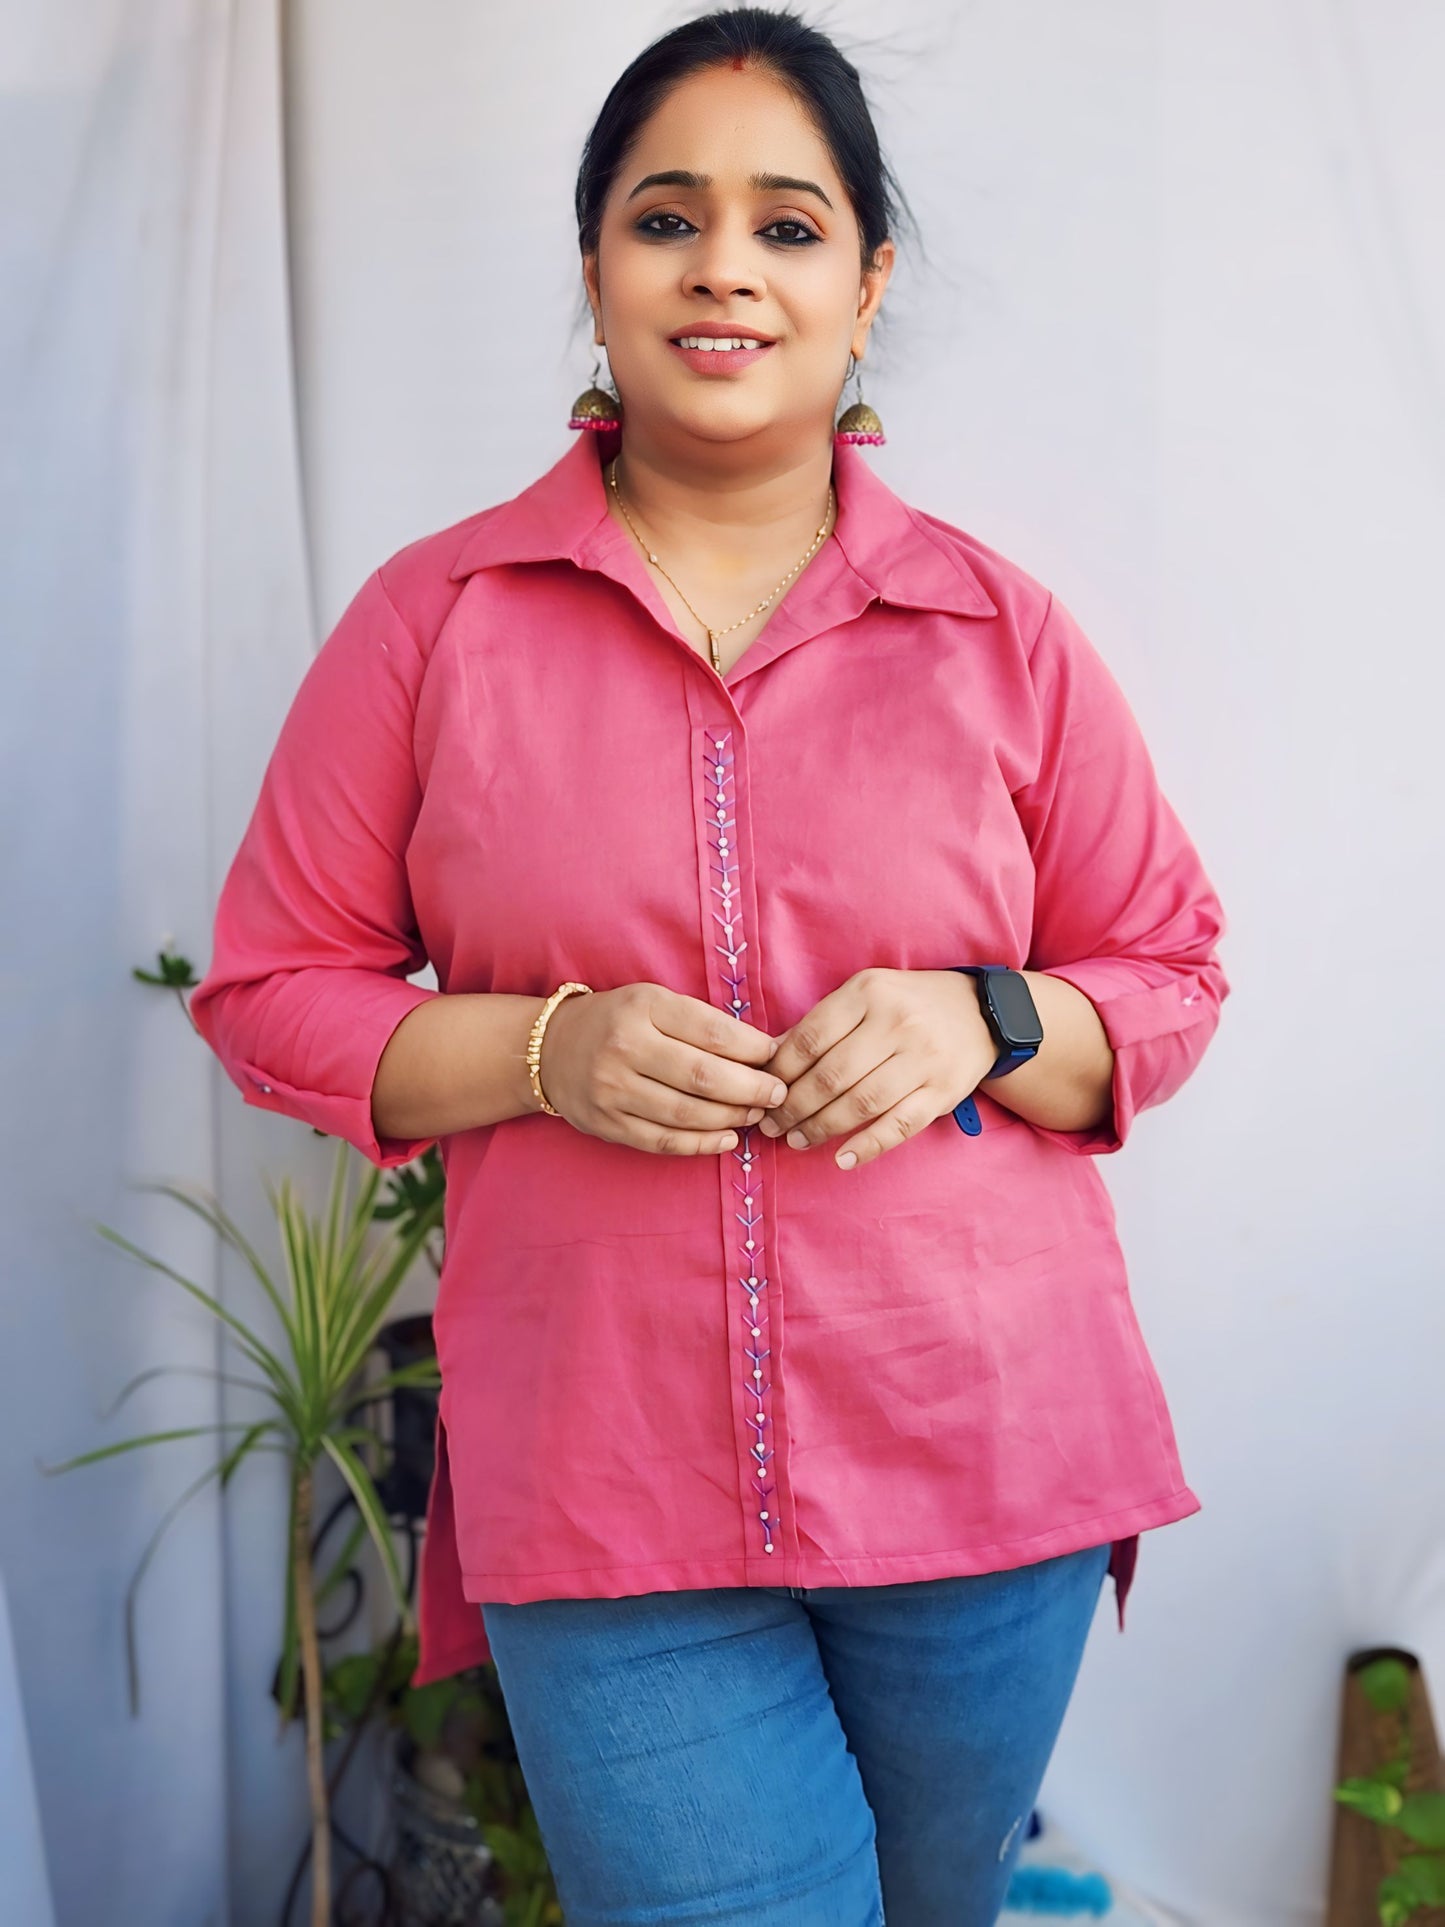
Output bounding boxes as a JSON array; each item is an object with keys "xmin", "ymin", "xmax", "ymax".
[
  {"xmin": 367, "ymin": 495, "xmax": 516, "ymax": 660},
  {"xmin": 900, "ymin": 497, "xmax": 1056, "ymax": 647}
]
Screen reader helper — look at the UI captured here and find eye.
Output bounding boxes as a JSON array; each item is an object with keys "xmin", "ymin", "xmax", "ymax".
[
  {"xmin": 635, "ymin": 213, "xmax": 697, "ymax": 239},
  {"xmin": 633, "ymin": 212, "xmax": 821, "ymax": 247},
  {"xmin": 760, "ymin": 219, "xmax": 821, "ymax": 247},
  {"xmin": 634, "ymin": 212, "xmax": 696, "ymax": 238}
]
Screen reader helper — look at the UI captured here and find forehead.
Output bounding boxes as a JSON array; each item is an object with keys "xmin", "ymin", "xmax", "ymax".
[{"xmin": 620, "ymin": 64, "xmax": 838, "ymax": 185}]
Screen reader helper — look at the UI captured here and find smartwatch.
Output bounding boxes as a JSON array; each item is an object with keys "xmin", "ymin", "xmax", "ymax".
[{"xmin": 948, "ymin": 966, "xmax": 1044, "ymax": 1136}]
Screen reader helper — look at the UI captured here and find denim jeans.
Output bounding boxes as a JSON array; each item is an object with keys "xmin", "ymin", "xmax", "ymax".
[{"xmin": 478, "ymin": 1539, "xmax": 1112, "ymax": 1925}]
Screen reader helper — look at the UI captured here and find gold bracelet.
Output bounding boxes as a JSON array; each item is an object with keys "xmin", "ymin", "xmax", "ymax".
[{"xmin": 525, "ymin": 981, "xmax": 592, "ymax": 1116}]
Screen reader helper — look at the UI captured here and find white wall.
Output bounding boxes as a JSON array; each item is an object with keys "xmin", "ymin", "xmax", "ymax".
[{"xmin": 4, "ymin": 2, "xmax": 1442, "ymax": 1922}]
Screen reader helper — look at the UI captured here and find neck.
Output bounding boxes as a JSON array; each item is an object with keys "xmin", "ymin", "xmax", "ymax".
[{"xmin": 607, "ymin": 426, "xmax": 836, "ymax": 561}]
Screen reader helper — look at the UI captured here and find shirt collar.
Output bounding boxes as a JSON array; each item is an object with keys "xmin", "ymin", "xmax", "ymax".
[{"xmin": 447, "ymin": 425, "xmax": 998, "ymax": 621}]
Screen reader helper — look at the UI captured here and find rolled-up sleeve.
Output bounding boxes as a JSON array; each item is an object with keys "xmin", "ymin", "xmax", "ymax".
[
  {"xmin": 189, "ymin": 568, "xmax": 442, "ymax": 1168},
  {"xmin": 1013, "ymin": 592, "xmax": 1231, "ymax": 1155}
]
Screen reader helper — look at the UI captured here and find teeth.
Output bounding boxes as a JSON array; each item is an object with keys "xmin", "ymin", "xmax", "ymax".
[{"xmin": 676, "ymin": 336, "xmax": 761, "ymax": 351}]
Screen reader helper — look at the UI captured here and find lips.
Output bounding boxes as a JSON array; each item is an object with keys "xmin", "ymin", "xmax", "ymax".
[
  {"xmin": 668, "ymin": 330, "xmax": 777, "ymax": 348},
  {"xmin": 668, "ymin": 335, "xmax": 776, "ymax": 375}
]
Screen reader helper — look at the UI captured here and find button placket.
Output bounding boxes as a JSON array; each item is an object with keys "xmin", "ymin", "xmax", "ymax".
[{"xmin": 699, "ymin": 724, "xmax": 784, "ymax": 1563}]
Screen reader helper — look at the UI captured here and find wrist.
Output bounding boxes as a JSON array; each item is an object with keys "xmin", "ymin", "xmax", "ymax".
[
  {"xmin": 941, "ymin": 968, "xmax": 996, "ymax": 1060},
  {"xmin": 511, "ymin": 996, "xmax": 552, "ymax": 1117},
  {"xmin": 528, "ymin": 982, "xmax": 591, "ymax": 1118},
  {"xmin": 948, "ymin": 965, "xmax": 1044, "ymax": 1081}
]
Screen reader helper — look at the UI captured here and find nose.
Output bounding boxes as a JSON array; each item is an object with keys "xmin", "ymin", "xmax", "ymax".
[{"xmin": 683, "ymin": 219, "xmax": 765, "ymax": 304}]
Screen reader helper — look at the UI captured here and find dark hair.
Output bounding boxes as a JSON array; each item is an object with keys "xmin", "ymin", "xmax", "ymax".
[{"xmin": 574, "ymin": 6, "xmax": 918, "ymax": 292}]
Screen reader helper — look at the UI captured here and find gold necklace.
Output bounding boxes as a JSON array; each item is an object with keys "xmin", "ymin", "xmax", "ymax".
[{"xmin": 607, "ymin": 455, "xmax": 835, "ymax": 676}]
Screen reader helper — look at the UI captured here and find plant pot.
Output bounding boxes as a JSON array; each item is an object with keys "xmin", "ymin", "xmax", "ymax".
[{"xmin": 387, "ymin": 1732, "xmax": 505, "ymax": 1927}]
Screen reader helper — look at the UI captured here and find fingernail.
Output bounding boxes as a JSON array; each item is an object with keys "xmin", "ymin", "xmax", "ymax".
[
  {"xmin": 770, "ymin": 1084, "xmax": 787, "ymax": 1106},
  {"xmin": 786, "ymin": 1129, "xmax": 809, "ymax": 1149},
  {"xmin": 836, "ymin": 1150, "xmax": 857, "ymax": 1169},
  {"xmin": 757, "ymin": 1117, "xmax": 782, "ymax": 1136},
  {"xmin": 744, "ymin": 1108, "xmax": 764, "ymax": 1124},
  {"xmin": 720, "ymin": 1132, "xmax": 738, "ymax": 1150}
]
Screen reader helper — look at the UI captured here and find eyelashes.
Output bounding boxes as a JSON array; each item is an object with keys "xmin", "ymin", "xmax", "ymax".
[{"xmin": 634, "ymin": 212, "xmax": 822, "ymax": 248}]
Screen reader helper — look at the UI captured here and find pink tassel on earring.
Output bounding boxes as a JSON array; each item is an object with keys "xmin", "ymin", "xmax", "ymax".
[
  {"xmin": 834, "ymin": 401, "xmax": 885, "ymax": 445},
  {"xmin": 569, "ymin": 386, "xmax": 621, "ymax": 432}
]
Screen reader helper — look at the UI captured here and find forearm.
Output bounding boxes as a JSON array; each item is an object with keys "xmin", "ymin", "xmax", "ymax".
[
  {"xmin": 372, "ymin": 973, "xmax": 1115, "ymax": 1146},
  {"xmin": 969, "ymin": 969, "xmax": 1115, "ymax": 1134},
  {"xmin": 371, "ymin": 992, "xmax": 547, "ymax": 1141}
]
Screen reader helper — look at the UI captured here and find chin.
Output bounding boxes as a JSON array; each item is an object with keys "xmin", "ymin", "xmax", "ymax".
[{"xmin": 665, "ymin": 401, "xmax": 785, "ymax": 445}]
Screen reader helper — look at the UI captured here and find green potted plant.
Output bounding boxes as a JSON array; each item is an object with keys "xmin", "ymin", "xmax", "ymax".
[
  {"xmin": 324, "ymin": 1633, "xmax": 562, "ymax": 1925},
  {"xmin": 43, "ymin": 1131, "xmax": 443, "ymax": 1927}
]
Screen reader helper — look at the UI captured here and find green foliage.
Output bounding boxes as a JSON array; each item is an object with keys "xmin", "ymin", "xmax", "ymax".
[
  {"xmin": 1338, "ymin": 1775, "xmax": 1405, "ymax": 1823},
  {"xmin": 75, "ymin": 941, "xmax": 559, "ymax": 1917},
  {"xmin": 1361, "ymin": 1659, "xmax": 1416, "ymax": 1716},
  {"xmin": 133, "ymin": 948, "xmax": 199, "ymax": 989},
  {"xmin": 481, "ymin": 1804, "xmax": 564, "ymax": 1927},
  {"xmin": 370, "ymin": 1141, "xmax": 446, "ymax": 1234},
  {"xmin": 1333, "ymin": 1658, "xmax": 1445, "ymax": 1925},
  {"xmin": 1396, "ymin": 1794, "xmax": 1445, "ymax": 1851},
  {"xmin": 43, "ymin": 1135, "xmax": 443, "ymax": 1718},
  {"xmin": 321, "ymin": 1633, "xmax": 562, "ymax": 1924}
]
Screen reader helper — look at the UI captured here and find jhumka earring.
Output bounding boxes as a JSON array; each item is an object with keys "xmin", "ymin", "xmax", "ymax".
[
  {"xmin": 834, "ymin": 354, "xmax": 885, "ymax": 445},
  {"xmin": 569, "ymin": 348, "xmax": 622, "ymax": 432}
]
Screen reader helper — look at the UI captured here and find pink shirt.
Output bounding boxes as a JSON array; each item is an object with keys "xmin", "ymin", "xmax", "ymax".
[{"xmin": 190, "ymin": 425, "xmax": 1230, "ymax": 1688}]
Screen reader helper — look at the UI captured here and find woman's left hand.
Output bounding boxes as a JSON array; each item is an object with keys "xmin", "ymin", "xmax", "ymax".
[{"xmin": 757, "ymin": 968, "xmax": 998, "ymax": 1170}]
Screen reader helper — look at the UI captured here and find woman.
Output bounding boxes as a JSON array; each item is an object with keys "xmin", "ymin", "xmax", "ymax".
[{"xmin": 191, "ymin": 8, "xmax": 1230, "ymax": 1922}]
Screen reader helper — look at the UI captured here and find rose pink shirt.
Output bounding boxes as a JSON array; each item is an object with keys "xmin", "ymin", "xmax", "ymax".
[{"xmin": 189, "ymin": 425, "xmax": 1230, "ymax": 1688}]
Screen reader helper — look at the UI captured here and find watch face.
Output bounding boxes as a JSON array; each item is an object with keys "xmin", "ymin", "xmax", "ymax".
[{"xmin": 988, "ymin": 970, "xmax": 1045, "ymax": 1048}]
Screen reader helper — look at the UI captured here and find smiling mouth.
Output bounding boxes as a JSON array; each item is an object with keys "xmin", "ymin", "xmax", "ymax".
[
  {"xmin": 667, "ymin": 337, "xmax": 776, "ymax": 371},
  {"xmin": 670, "ymin": 334, "xmax": 775, "ymax": 351}
]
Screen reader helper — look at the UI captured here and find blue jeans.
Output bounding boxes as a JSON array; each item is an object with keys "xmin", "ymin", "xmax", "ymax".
[{"xmin": 479, "ymin": 1540, "xmax": 1112, "ymax": 1925}]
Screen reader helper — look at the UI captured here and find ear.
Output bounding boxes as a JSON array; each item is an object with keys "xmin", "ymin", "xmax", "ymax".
[
  {"xmin": 580, "ymin": 249, "xmax": 605, "ymax": 344},
  {"xmin": 851, "ymin": 236, "xmax": 896, "ymax": 362}
]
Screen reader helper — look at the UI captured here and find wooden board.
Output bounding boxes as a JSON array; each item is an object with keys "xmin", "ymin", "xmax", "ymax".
[{"xmin": 1327, "ymin": 1646, "xmax": 1445, "ymax": 1927}]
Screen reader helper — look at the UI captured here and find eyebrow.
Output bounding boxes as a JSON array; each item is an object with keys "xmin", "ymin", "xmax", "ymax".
[{"xmin": 623, "ymin": 169, "xmax": 835, "ymax": 211}]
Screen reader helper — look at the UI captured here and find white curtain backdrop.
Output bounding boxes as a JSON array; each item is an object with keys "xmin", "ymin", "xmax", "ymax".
[
  {"xmin": 3, "ymin": 2, "xmax": 1442, "ymax": 1922},
  {"xmin": 3, "ymin": 2, "xmax": 355, "ymax": 1920},
  {"xmin": 0, "ymin": 1570, "xmax": 55, "ymax": 1925}
]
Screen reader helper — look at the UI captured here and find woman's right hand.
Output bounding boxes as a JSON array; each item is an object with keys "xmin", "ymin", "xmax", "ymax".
[{"xmin": 536, "ymin": 982, "xmax": 789, "ymax": 1155}]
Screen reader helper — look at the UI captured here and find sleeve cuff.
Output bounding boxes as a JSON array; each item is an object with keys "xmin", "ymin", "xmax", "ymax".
[
  {"xmin": 210, "ymin": 972, "xmax": 443, "ymax": 1168},
  {"xmin": 1023, "ymin": 961, "xmax": 1219, "ymax": 1156}
]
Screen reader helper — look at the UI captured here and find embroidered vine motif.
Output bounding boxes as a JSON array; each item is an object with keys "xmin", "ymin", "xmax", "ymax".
[{"xmin": 704, "ymin": 730, "xmax": 777, "ymax": 1557}]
